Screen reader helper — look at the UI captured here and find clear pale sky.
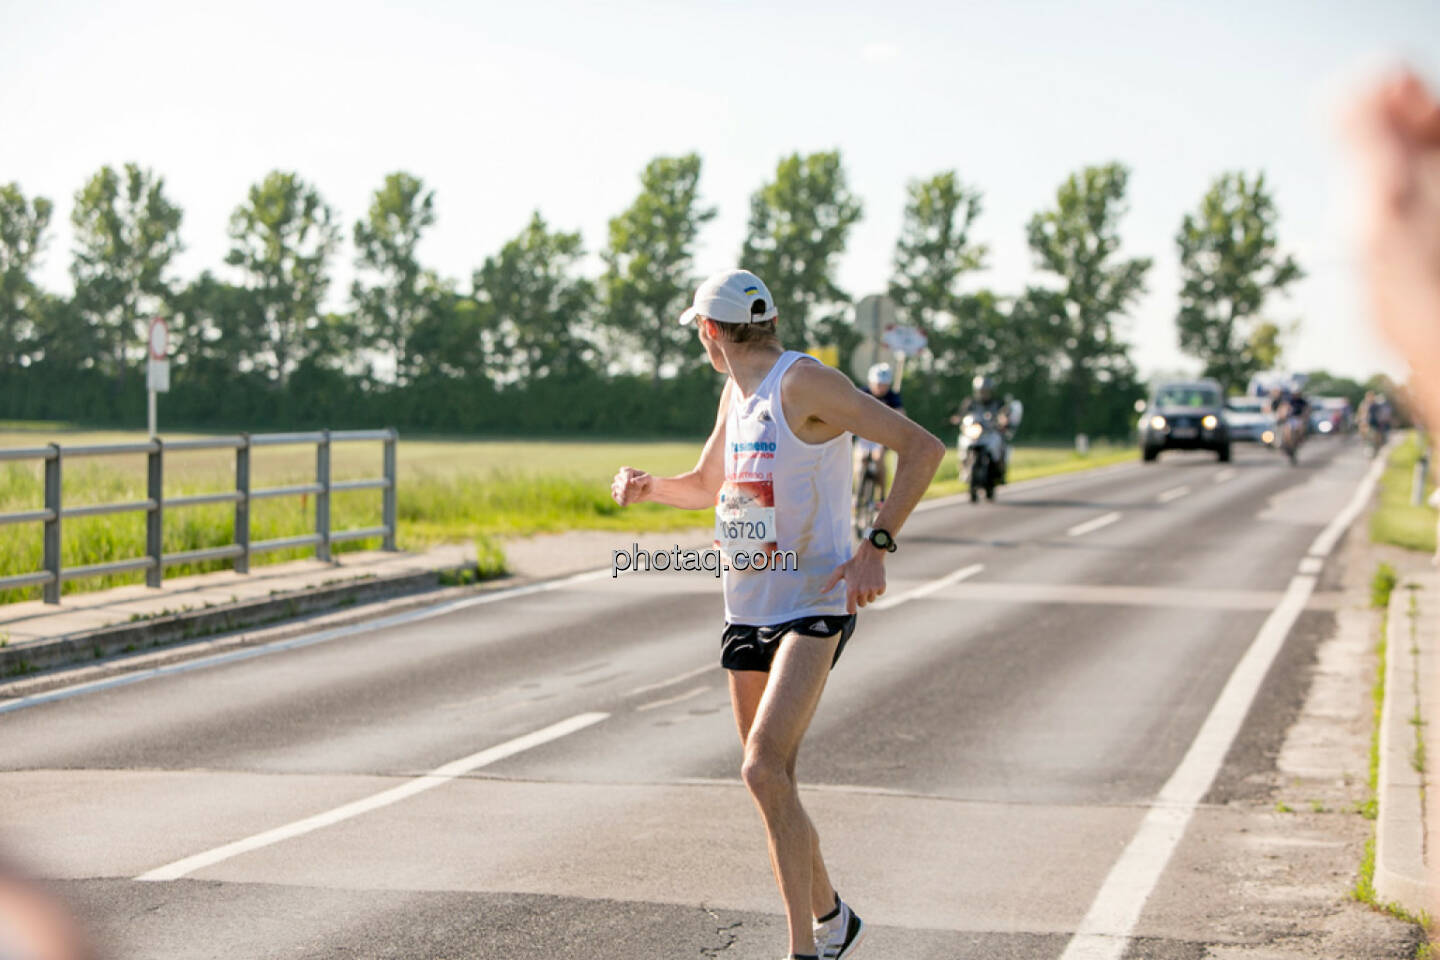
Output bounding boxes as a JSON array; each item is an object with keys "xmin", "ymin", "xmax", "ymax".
[{"xmin": 3, "ymin": 0, "xmax": 1436, "ymax": 381}]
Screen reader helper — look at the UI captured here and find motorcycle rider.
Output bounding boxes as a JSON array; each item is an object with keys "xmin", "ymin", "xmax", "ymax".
[
  {"xmin": 1269, "ymin": 384, "xmax": 1309, "ymax": 454},
  {"xmin": 853, "ymin": 363, "xmax": 905, "ymax": 505},
  {"xmin": 951, "ymin": 375, "xmax": 1014, "ymax": 482}
]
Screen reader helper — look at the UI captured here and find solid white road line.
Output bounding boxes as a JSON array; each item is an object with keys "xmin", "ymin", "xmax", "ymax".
[
  {"xmin": 635, "ymin": 685, "xmax": 710, "ymax": 712},
  {"xmin": 1307, "ymin": 440, "xmax": 1394, "ymax": 558},
  {"xmin": 624, "ymin": 663, "xmax": 718, "ymax": 698},
  {"xmin": 1057, "ymin": 447, "xmax": 1389, "ymax": 960},
  {"xmin": 1067, "ymin": 512, "xmax": 1122, "ymax": 538},
  {"xmin": 1213, "ymin": 468, "xmax": 1237, "ymax": 484},
  {"xmin": 870, "ymin": 564, "xmax": 984, "ymax": 611},
  {"xmin": 1156, "ymin": 485, "xmax": 1190, "ymax": 504},
  {"xmin": 135, "ymin": 711, "xmax": 609, "ymax": 882},
  {"xmin": 0, "ymin": 569, "xmax": 615, "ymax": 716}
]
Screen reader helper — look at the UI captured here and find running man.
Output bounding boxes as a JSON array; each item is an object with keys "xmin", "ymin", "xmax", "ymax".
[{"xmin": 611, "ymin": 269, "xmax": 945, "ymax": 960}]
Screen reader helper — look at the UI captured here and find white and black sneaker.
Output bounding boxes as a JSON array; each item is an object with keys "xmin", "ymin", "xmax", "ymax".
[{"xmin": 813, "ymin": 899, "xmax": 866, "ymax": 959}]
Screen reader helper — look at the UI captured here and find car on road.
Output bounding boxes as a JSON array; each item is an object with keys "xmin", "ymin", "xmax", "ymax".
[
  {"xmin": 1139, "ymin": 379, "xmax": 1231, "ymax": 462},
  {"xmin": 1223, "ymin": 395, "xmax": 1274, "ymax": 443},
  {"xmin": 1310, "ymin": 397, "xmax": 1352, "ymax": 436}
]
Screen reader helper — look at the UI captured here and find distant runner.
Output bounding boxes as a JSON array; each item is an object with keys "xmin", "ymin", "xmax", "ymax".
[{"xmin": 611, "ymin": 269, "xmax": 945, "ymax": 960}]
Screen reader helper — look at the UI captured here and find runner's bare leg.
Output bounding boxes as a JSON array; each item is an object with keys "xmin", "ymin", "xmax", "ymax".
[
  {"xmin": 730, "ymin": 634, "xmax": 841, "ymax": 954},
  {"xmin": 731, "ymin": 670, "xmax": 837, "ymax": 918}
]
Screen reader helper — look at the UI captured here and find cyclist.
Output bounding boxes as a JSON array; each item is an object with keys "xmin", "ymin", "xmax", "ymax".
[
  {"xmin": 611, "ymin": 269, "xmax": 945, "ymax": 960},
  {"xmin": 852, "ymin": 362, "xmax": 904, "ymax": 510}
]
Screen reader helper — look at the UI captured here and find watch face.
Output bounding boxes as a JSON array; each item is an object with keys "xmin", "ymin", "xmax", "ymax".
[{"xmin": 869, "ymin": 529, "xmax": 892, "ymax": 549}]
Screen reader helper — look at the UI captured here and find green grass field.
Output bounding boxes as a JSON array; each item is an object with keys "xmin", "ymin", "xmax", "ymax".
[
  {"xmin": 1370, "ymin": 432, "xmax": 1438, "ymax": 554},
  {"xmin": 0, "ymin": 423, "xmax": 1131, "ymax": 603}
]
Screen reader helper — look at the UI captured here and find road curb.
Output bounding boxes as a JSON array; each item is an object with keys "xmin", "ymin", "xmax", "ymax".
[
  {"xmin": 1374, "ymin": 573, "xmax": 1436, "ymax": 917},
  {"xmin": 0, "ymin": 560, "xmax": 479, "ymax": 682}
]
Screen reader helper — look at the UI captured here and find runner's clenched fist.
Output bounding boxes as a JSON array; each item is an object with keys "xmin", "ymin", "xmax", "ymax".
[{"xmin": 611, "ymin": 466, "xmax": 652, "ymax": 506}]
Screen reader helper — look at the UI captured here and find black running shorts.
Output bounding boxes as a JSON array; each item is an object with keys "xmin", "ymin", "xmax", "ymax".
[{"xmin": 720, "ymin": 614, "xmax": 857, "ymax": 673}]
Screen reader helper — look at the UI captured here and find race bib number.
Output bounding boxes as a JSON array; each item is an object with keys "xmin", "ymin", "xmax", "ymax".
[{"xmin": 715, "ymin": 480, "xmax": 778, "ymax": 559}]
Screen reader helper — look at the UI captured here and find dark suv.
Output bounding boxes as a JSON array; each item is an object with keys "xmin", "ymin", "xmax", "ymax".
[{"xmin": 1139, "ymin": 379, "xmax": 1231, "ymax": 462}]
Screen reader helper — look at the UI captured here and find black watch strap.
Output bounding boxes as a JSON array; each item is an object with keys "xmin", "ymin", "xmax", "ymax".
[{"xmin": 866, "ymin": 527, "xmax": 898, "ymax": 553}]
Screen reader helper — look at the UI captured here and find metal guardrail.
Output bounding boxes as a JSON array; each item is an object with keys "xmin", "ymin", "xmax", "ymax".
[{"xmin": 0, "ymin": 429, "xmax": 399, "ymax": 604}]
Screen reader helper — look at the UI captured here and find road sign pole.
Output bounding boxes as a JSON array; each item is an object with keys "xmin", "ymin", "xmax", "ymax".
[{"xmin": 146, "ymin": 316, "xmax": 169, "ymax": 439}]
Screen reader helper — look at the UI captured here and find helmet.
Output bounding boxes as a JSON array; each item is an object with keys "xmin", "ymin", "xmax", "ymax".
[
  {"xmin": 972, "ymin": 375, "xmax": 994, "ymax": 400},
  {"xmin": 867, "ymin": 363, "xmax": 893, "ymax": 386}
]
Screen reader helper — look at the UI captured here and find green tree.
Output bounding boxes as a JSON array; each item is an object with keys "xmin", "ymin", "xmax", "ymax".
[
  {"xmin": 889, "ymin": 171, "xmax": 987, "ymax": 330},
  {"xmin": 740, "ymin": 151, "xmax": 862, "ymax": 347},
  {"xmin": 168, "ymin": 271, "xmax": 267, "ymax": 377},
  {"xmin": 1248, "ymin": 320, "xmax": 1284, "ymax": 373},
  {"xmin": 1025, "ymin": 163, "xmax": 1151, "ymax": 432},
  {"xmin": 474, "ymin": 212, "xmax": 593, "ymax": 382},
  {"xmin": 226, "ymin": 172, "xmax": 340, "ymax": 386},
  {"xmin": 352, "ymin": 172, "xmax": 439, "ymax": 384},
  {"xmin": 888, "ymin": 171, "xmax": 993, "ymax": 381},
  {"xmin": 0, "ymin": 183, "xmax": 53, "ymax": 372},
  {"xmin": 70, "ymin": 163, "xmax": 183, "ymax": 376},
  {"xmin": 600, "ymin": 154, "xmax": 716, "ymax": 381},
  {"xmin": 1176, "ymin": 171, "xmax": 1303, "ymax": 391},
  {"xmin": 408, "ymin": 293, "xmax": 485, "ymax": 381}
]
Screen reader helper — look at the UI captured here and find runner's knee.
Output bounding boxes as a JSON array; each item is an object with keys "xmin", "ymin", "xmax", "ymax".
[{"xmin": 741, "ymin": 743, "xmax": 794, "ymax": 801}]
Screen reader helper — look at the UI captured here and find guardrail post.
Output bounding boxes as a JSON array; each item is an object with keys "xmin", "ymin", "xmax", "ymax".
[
  {"xmin": 383, "ymin": 428, "xmax": 397, "ymax": 551},
  {"xmin": 146, "ymin": 439, "xmax": 164, "ymax": 588},
  {"xmin": 316, "ymin": 428, "xmax": 332, "ymax": 562},
  {"xmin": 235, "ymin": 433, "xmax": 250, "ymax": 574},
  {"xmin": 43, "ymin": 444, "xmax": 61, "ymax": 604}
]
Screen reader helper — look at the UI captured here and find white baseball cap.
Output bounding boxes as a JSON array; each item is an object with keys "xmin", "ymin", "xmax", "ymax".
[{"xmin": 678, "ymin": 269, "xmax": 778, "ymax": 326}]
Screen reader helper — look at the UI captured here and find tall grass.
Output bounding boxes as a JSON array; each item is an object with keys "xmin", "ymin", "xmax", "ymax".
[
  {"xmin": 0, "ymin": 434, "xmax": 707, "ymax": 603},
  {"xmin": 1370, "ymin": 433, "xmax": 1437, "ymax": 554}
]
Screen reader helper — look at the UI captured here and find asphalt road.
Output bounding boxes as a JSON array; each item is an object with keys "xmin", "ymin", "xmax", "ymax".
[{"xmin": 0, "ymin": 438, "xmax": 1380, "ymax": 959}]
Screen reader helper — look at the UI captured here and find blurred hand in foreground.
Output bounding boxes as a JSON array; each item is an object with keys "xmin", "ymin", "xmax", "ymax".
[
  {"xmin": 1348, "ymin": 69, "xmax": 1440, "ymax": 427},
  {"xmin": 0, "ymin": 867, "xmax": 95, "ymax": 959}
]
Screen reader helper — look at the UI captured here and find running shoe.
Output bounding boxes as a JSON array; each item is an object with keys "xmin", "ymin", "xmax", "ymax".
[{"xmin": 814, "ymin": 901, "xmax": 866, "ymax": 959}]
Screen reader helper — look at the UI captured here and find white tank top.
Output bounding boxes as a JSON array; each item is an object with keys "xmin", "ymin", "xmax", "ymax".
[{"xmin": 716, "ymin": 350, "xmax": 852, "ymax": 625}]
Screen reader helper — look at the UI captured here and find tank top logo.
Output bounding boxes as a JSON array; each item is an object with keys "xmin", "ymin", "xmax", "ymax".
[{"xmin": 717, "ymin": 395, "xmax": 779, "ymax": 560}]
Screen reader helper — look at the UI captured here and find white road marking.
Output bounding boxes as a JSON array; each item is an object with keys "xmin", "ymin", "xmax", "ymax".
[
  {"xmin": 870, "ymin": 564, "xmax": 984, "ymax": 611},
  {"xmin": 912, "ymin": 461, "xmax": 1142, "ymax": 513},
  {"xmin": 135, "ymin": 711, "xmax": 609, "ymax": 882},
  {"xmin": 635, "ymin": 685, "xmax": 711, "ymax": 712},
  {"xmin": 1156, "ymin": 485, "xmax": 1190, "ymax": 504},
  {"xmin": 1057, "ymin": 447, "xmax": 1389, "ymax": 960},
  {"xmin": 1307, "ymin": 440, "xmax": 1393, "ymax": 557},
  {"xmin": 1298, "ymin": 557, "xmax": 1324, "ymax": 575},
  {"xmin": 1067, "ymin": 512, "xmax": 1122, "ymax": 538},
  {"xmin": 623, "ymin": 663, "xmax": 718, "ymax": 698},
  {"xmin": 1213, "ymin": 468, "xmax": 1237, "ymax": 484},
  {"xmin": 0, "ymin": 569, "xmax": 614, "ymax": 716}
]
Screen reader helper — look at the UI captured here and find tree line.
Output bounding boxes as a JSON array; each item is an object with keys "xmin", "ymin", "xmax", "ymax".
[{"xmin": 1, "ymin": 153, "xmax": 1317, "ymax": 440}]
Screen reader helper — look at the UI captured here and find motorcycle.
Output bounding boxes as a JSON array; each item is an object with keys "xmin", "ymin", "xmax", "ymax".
[
  {"xmin": 1274, "ymin": 415, "xmax": 1303, "ymax": 465},
  {"xmin": 958, "ymin": 410, "xmax": 1008, "ymax": 503}
]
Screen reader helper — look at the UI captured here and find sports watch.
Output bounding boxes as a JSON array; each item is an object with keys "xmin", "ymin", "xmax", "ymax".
[{"xmin": 864, "ymin": 527, "xmax": 897, "ymax": 553}]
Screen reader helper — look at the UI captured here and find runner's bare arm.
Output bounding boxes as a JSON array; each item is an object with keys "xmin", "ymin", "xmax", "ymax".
[
  {"xmin": 611, "ymin": 380, "xmax": 731, "ymax": 510},
  {"xmin": 784, "ymin": 361, "xmax": 945, "ymax": 612}
]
